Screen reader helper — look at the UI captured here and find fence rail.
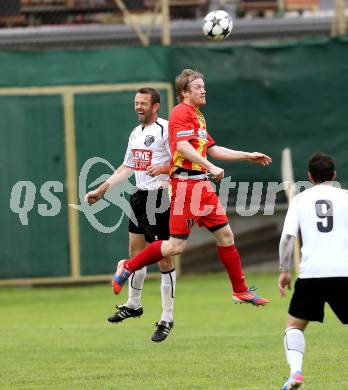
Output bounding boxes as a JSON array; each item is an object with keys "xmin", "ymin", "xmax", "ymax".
[{"xmin": 0, "ymin": 0, "xmax": 209, "ymax": 27}]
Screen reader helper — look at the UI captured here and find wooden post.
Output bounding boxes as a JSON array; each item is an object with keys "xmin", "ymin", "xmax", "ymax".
[
  {"xmin": 281, "ymin": 148, "xmax": 301, "ymax": 275},
  {"xmin": 332, "ymin": 0, "xmax": 347, "ymax": 36},
  {"xmin": 161, "ymin": 0, "xmax": 171, "ymax": 46},
  {"xmin": 277, "ymin": 0, "xmax": 284, "ymax": 15},
  {"xmin": 114, "ymin": 0, "xmax": 150, "ymax": 46},
  {"xmin": 63, "ymin": 92, "xmax": 81, "ymax": 279}
]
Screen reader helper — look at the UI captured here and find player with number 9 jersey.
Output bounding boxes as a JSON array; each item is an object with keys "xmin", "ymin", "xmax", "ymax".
[
  {"xmin": 281, "ymin": 181, "xmax": 348, "ymax": 278},
  {"xmin": 278, "ymin": 153, "xmax": 348, "ymax": 390}
]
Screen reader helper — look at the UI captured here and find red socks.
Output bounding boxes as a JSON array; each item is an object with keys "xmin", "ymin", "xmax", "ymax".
[
  {"xmin": 217, "ymin": 245, "xmax": 248, "ymax": 293},
  {"xmin": 125, "ymin": 240, "xmax": 163, "ymax": 273},
  {"xmin": 124, "ymin": 241, "xmax": 247, "ymax": 293}
]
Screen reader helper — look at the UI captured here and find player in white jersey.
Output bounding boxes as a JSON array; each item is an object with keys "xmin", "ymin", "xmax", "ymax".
[
  {"xmin": 85, "ymin": 88, "xmax": 175, "ymax": 342},
  {"xmin": 278, "ymin": 153, "xmax": 348, "ymax": 390}
]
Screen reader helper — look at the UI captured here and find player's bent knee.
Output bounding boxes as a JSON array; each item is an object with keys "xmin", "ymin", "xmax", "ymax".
[
  {"xmin": 213, "ymin": 225, "xmax": 234, "ymax": 246},
  {"xmin": 217, "ymin": 232, "xmax": 234, "ymax": 246},
  {"xmin": 166, "ymin": 242, "xmax": 185, "ymax": 256},
  {"xmin": 170, "ymin": 246, "xmax": 184, "ymax": 256},
  {"xmin": 220, "ymin": 238, "xmax": 234, "ymax": 246}
]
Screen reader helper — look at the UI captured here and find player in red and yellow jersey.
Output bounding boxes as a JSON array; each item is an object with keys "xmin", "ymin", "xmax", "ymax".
[
  {"xmin": 113, "ymin": 69, "xmax": 273, "ymax": 307},
  {"xmin": 169, "ymin": 102, "xmax": 215, "ymax": 175}
]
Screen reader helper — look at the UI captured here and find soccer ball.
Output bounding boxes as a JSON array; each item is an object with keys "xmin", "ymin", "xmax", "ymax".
[{"xmin": 202, "ymin": 10, "xmax": 233, "ymax": 41}]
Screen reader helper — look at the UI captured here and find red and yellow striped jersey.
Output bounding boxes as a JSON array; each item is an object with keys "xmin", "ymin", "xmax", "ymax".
[{"xmin": 169, "ymin": 102, "xmax": 215, "ymax": 175}]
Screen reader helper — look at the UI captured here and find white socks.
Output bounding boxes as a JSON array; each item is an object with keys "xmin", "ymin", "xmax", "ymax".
[
  {"xmin": 160, "ymin": 269, "xmax": 176, "ymax": 324},
  {"xmin": 284, "ymin": 327, "xmax": 305, "ymax": 375},
  {"xmin": 126, "ymin": 266, "xmax": 147, "ymax": 309},
  {"xmin": 125, "ymin": 266, "xmax": 176, "ymax": 324}
]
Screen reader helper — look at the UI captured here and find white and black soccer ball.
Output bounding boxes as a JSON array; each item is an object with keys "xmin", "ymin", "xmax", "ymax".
[{"xmin": 202, "ymin": 10, "xmax": 233, "ymax": 41}]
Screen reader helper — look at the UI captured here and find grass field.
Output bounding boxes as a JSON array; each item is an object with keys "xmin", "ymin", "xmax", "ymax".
[{"xmin": 1, "ymin": 272, "xmax": 347, "ymax": 390}]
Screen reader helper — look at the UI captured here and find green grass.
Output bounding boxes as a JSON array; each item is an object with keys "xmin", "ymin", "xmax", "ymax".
[{"xmin": 0, "ymin": 273, "xmax": 347, "ymax": 390}]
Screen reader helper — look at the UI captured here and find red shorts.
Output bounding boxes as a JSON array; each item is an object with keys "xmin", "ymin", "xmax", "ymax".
[{"xmin": 169, "ymin": 178, "xmax": 229, "ymax": 238}]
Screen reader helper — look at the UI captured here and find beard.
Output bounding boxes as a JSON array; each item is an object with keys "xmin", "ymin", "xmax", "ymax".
[{"xmin": 138, "ymin": 112, "xmax": 151, "ymax": 124}]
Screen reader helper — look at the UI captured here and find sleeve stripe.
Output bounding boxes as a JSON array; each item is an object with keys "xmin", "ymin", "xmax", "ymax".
[{"xmin": 155, "ymin": 120, "xmax": 164, "ymax": 138}]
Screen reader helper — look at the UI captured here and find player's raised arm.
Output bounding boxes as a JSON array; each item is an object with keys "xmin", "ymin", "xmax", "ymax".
[
  {"xmin": 84, "ymin": 164, "xmax": 133, "ymax": 204},
  {"xmin": 207, "ymin": 146, "xmax": 272, "ymax": 166},
  {"xmin": 177, "ymin": 140, "xmax": 224, "ymax": 181}
]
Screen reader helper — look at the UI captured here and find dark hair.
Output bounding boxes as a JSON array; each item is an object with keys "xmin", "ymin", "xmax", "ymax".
[
  {"xmin": 137, "ymin": 87, "xmax": 160, "ymax": 105},
  {"xmin": 175, "ymin": 69, "xmax": 203, "ymax": 103},
  {"xmin": 308, "ymin": 153, "xmax": 335, "ymax": 183}
]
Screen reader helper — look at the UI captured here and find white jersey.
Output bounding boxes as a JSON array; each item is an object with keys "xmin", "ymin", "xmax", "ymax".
[
  {"xmin": 123, "ymin": 118, "xmax": 171, "ymax": 191},
  {"xmin": 282, "ymin": 184, "xmax": 348, "ymax": 278}
]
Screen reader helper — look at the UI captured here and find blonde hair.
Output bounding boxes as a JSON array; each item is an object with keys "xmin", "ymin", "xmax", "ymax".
[{"xmin": 175, "ymin": 69, "xmax": 203, "ymax": 103}]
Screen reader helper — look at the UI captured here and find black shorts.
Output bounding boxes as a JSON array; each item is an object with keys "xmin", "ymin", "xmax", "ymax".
[
  {"xmin": 128, "ymin": 188, "xmax": 170, "ymax": 243},
  {"xmin": 289, "ymin": 277, "xmax": 348, "ymax": 324}
]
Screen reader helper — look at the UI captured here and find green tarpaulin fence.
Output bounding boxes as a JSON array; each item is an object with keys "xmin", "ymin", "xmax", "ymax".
[{"xmin": 1, "ymin": 37, "xmax": 347, "ymax": 281}]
